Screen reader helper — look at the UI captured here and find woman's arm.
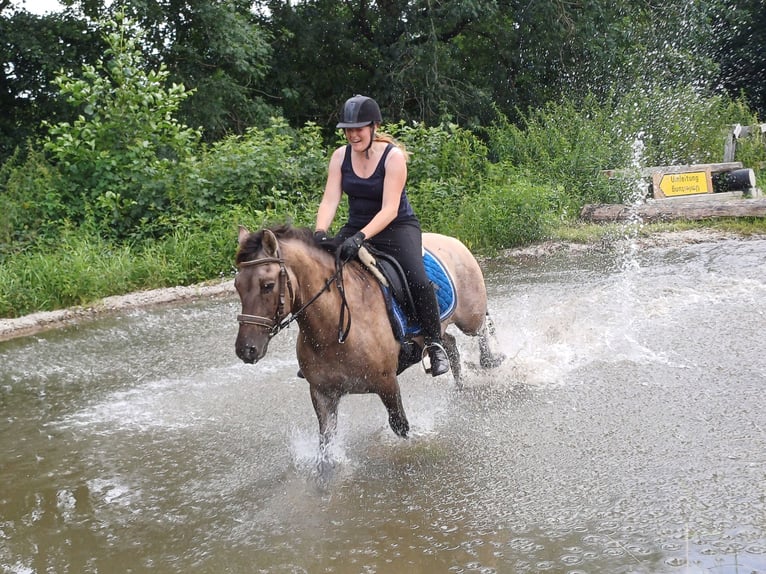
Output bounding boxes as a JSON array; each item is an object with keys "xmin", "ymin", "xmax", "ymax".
[{"xmin": 314, "ymin": 146, "xmax": 345, "ymax": 232}]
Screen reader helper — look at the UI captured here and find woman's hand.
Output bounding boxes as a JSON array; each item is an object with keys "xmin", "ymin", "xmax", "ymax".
[{"xmin": 338, "ymin": 232, "xmax": 366, "ymax": 261}]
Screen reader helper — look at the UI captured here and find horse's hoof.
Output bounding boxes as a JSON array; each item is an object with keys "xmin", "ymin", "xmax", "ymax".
[
  {"xmin": 390, "ymin": 418, "xmax": 409, "ymax": 438},
  {"xmin": 480, "ymin": 353, "xmax": 506, "ymax": 369}
]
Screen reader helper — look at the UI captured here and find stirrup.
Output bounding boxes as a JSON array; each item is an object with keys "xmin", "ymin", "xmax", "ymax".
[{"xmin": 421, "ymin": 341, "xmax": 449, "ymax": 376}]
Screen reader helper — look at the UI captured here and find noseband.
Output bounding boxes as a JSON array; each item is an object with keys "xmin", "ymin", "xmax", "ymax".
[{"xmin": 236, "ymin": 255, "xmax": 295, "ymax": 338}]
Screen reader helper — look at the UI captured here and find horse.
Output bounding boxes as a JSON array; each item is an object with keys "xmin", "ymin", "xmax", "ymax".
[{"xmin": 234, "ymin": 224, "xmax": 505, "ymax": 450}]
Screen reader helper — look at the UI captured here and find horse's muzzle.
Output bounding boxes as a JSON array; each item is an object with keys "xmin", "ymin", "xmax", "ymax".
[{"xmin": 235, "ymin": 331, "xmax": 269, "ymax": 364}]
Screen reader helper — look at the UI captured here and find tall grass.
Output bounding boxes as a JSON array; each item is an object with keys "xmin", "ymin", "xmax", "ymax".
[{"xmin": 0, "ymin": 217, "xmax": 243, "ymax": 317}]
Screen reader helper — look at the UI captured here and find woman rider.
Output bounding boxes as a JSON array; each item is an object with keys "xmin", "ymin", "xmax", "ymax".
[{"xmin": 313, "ymin": 94, "xmax": 450, "ymax": 377}]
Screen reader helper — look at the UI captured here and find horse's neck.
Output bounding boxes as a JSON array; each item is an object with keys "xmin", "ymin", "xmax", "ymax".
[{"xmin": 284, "ymin": 243, "xmax": 345, "ymax": 315}]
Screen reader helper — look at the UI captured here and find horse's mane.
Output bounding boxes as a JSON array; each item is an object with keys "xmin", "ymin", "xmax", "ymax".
[{"xmin": 236, "ymin": 224, "xmax": 316, "ymax": 264}]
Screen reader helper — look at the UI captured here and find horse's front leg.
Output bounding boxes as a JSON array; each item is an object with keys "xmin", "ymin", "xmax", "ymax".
[
  {"xmin": 377, "ymin": 379, "xmax": 409, "ymax": 438},
  {"xmin": 310, "ymin": 386, "xmax": 340, "ymax": 453}
]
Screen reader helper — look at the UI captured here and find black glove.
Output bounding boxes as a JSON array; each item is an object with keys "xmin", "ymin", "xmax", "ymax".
[
  {"xmin": 338, "ymin": 231, "xmax": 366, "ymax": 261},
  {"xmin": 314, "ymin": 229, "xmax": 341, "ymax": 252}
]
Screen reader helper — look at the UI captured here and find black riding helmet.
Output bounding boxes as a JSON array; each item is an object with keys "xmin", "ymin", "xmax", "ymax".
[
  {"xmin": 337, "ymin": 95, "xmax": 382, "ymax": 157},
  {"xmin": 336, "ymin": 95, "xmax": 382, "ymax": 128}
]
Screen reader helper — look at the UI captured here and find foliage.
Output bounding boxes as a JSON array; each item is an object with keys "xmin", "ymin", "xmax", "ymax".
[
  {"xmin": 3, "ymin": 2, "xmax": 766, "ymax": 319},
  {"xmin": 0, "ymin": 214, "xmax": 239, "ymax": 317},
  {"xmin": 386, "ymin": 121, "xmax": 488, "ymax": 185},
  {"xmin": 609, "ymin": 86, "xmax": 754, "ymax": 167},
  {"xmin": 1, "ymin": 0, "xmax": 762, "ymax": 158},
  {"xmin": 257, "ymin": 0, "xmax": 728, "ymax": 130},
  {"xmin": 376, "ymin": 121, "xmax": 490, "ymax": 233},
  {"xmin": 487, "ymin": 88, "xmax": 759, "ymax": 206},
  {"xmin": 0, "ymin": 146, "xmax": 66, "ymax": 254},
  {"xmin": 712, "ymin": 0, "xmax": 766, "ymax": 119},
  {"xmin": 486, "ymin": 96, "xmax": 626, "ymax": 207},
  {"xmin": 107, "ymin": 0, "xmax": 275, "ymax": 141},
  {"xmin": 0, "ymin": 228, "xmax": 135, "ymax": 316},
  {"xmin": 0, "ymin": 8, "xmax": 105, "ymax": 162},
  {"xmin": 453, "ymin": 167, "xmax": 561, "ymax": 250},
  {"xmin": 187, "ymin": 118, "xmax": 327, "ymax": 222},
  {"xmin": 42, "ymin": 14, "xmax": 201, "ymax": 242}
]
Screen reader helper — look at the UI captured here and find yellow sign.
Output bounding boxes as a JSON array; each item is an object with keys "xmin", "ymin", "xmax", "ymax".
[{"xmin": 654, "ymin": 170, "xmax": 712, "ymax": 198}]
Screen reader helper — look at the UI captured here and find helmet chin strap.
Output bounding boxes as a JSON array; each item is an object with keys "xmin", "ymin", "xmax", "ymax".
[{"xmin": 365, "ymin": 123, "xmax": 376, "ymax": 158}]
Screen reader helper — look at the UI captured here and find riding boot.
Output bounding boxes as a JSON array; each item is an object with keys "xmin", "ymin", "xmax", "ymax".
[
  {"xmin": 416, "ymin": 283, "xmax": 450, "ymax": 377},
  {"xmin": 425, "ymin": 337, "xmax": 450, "ymax": 377}
]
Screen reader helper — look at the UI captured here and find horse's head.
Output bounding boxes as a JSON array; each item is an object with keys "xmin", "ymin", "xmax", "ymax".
[{"xmin": 234, "ymin": 225, "xmax": 295, "ymax": 364}]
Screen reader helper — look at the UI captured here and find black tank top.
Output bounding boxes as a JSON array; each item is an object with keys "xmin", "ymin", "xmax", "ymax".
[{"xmin": 341, "ymin": 143, "xmax": 416, "ymax": 228}]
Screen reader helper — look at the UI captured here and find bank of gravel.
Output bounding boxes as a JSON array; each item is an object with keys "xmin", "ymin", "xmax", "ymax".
[
  {"xmin": 0, "ymin": 280, "xmax": 235, "ymax": 342},
  {"xmin": 1, "ymin": 229, "xmax": 761, "ymax": 342}
]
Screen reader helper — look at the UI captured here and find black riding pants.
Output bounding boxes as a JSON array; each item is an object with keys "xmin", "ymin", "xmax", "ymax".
[{"xmin": 337, "ymin": 220, "xmax": 442, "ymax": 341}]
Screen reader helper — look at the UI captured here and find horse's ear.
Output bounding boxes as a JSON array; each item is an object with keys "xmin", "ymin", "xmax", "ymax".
[
  {"xmin": 238, "ymin": 225, "xmax": 250, "ymax": 248},
  {"xmin": 262, "ymin": 229, "xmax": 279, "ymax": 257}
]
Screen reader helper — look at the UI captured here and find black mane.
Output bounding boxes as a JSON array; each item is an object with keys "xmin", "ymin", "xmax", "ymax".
[{"xmin": 236, "ymin": 224, "xmax": 315, "ymax": 264}]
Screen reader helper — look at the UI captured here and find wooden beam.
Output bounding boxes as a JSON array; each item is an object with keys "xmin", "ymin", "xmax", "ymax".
[{"xmin": 580, "ymin": 196, "xmax": 766, "ymax": 223}]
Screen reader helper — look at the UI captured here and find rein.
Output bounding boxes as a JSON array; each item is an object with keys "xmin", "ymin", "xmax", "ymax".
[{"xmin": 236, "ymin": 249, "xmax": 352, "ymax": 343}]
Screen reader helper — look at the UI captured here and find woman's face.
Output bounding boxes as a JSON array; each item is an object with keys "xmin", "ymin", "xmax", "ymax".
[{"xmin": 344, "ymin": 125, "xmax": 375, "ymax": 152}]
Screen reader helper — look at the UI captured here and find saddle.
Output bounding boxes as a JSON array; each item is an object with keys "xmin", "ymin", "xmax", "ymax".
[{"xmin": 358, "ymin": 245, "xmax": 457, "ymax": 342}]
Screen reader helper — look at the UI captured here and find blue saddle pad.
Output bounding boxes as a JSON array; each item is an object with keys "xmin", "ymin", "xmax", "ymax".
[{"xmin": 386, "ymin": 249, "xmax": 456, "ymax": 340}]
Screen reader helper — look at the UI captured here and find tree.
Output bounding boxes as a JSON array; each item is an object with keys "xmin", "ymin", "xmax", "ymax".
[
  {"xmin": 105, "ymin": 0, "xmax": 276, "ymax": 140},
  {"xmin": 713, "ymin": 0, "xmax": 766, "ymax": 118},
  {"xmin": 0, "ymin": 4, "xmax": 104, "ymax": 160},
  {"xmin": 259, "ymin": 0, "xmax": 501, "ymax": 128},
  {"xmin": 257, "ymin": 0, "xmax": 727, "ymax": 129},
  {"xmin": 43, "ymin": 14, "xmax": 201, "ymax": 240}
]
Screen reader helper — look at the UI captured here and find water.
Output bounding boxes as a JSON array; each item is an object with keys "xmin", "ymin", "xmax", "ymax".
[{"xmin": 1, "ymin": 237, "xmax": 765, "ymax": 573}]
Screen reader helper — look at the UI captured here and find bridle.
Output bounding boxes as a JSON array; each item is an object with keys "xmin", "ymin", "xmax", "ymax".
[
  {"xmin": 236, "ymin": 255, "xmax": 295, "ymax": 338},
  {"xmin": 236, "ymin": 244, "xmax": 352, "ymax": 342}
]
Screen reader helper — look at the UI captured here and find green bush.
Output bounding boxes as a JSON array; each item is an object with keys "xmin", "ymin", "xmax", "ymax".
[
  {"xmin": 406, "ymin": 177, "xmax": 471, "ymax": 234},
  {"xmin": 42, "ymin": 14, "xmax": 201, "ymax": 242},
  {"xmin": 454, "ymin": 167, "xmax": 560, "ymax": 250},
  {"xmin": 485, "ymin": 88, "xmax": 765, "ymax": 210},
  {"xmin": 0, "ymin": 215, "xmax": 244, "ymax": 317},
  {"xmin": 190, "ymin": 118, "xmax": 327, "ymax": 220},
  {"xmin": 4, "ymin": 59, "xmax": 766, "ymax": 318},
  {"xmin": 0, "ymin": 146, "xmax": 67, "ymax": 255},
  {"xmin": 611, "ymin": 87, "xmax": 754, "ymax": 168},
  {"xmin": 0, "ymin": 229, "xmax": 135, "ymax": 315},
  {"xmin": 488, "ymin": 96, "xmax": 632, "ymax": 207},
  {"xmin": 386, "ymin": 121, "xmax": 488, "ymax": 186}
]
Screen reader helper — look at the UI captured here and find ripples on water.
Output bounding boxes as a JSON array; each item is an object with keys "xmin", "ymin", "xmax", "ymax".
[{"xmin": 1, "ymin": 238, "xmax": 765, "ymax": 573}]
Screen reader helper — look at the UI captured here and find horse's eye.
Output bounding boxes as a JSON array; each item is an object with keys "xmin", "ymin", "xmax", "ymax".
[{"xmin": 261, "ymin": 282, "xmax": 276, "ymax": 294}]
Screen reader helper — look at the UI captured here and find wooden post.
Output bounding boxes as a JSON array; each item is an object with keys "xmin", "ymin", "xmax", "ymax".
[{"xmin": 723, "ymin": 123, "xmax": 766, "ymax": 162}]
